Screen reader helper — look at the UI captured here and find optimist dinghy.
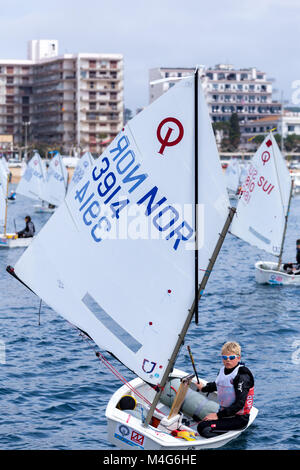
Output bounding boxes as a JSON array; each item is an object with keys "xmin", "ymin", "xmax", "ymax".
[
  {"xmin": 225, "ymin": 158, "xmax": 241, "ymax": 200},
  {"xmin": 0, "ymin": 160, "xmax": 33, "ymax": 249},
  {"xmin": 7, "ymin": 70, "xmax": 257, "ymax": 449},
  {"xmin": 34, "ymin": 152, "xmax": 69, "ymax": 212},
  {"xmin": 16, "ymin": 153, "xmax": 48, "ymax": 211},
  {"xmin": 106, "ymin": 368, "xmax": 258, "ymax": 450},
  {"xmin": 254, "ymin": 261, "xmax": 300, "ymax": 286},
  {"xmin": 231, "ymin": 133, "xmax": 294, "ymax": 285},
  {"xmin": 16, "ymin": 152, "xmax": 69, "ymax": 213}
]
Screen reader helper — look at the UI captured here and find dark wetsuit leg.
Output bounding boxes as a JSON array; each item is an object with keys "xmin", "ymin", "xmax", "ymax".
[{"xmin": 197, "ymin": 415, "xmax": 249, "ymax": 438}]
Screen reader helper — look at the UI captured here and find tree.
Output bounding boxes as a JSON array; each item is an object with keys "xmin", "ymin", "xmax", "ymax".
[
  {"xmin": 252, "ymin": 135, "xmax": 265, "ymax": 145},
  {"xmin": 284, "ymin": 134, "xmax": 300, "ymax": 152},
  {"xmin": 212, "ymin": 121, "xmax": 230, "ymax": 150},
  {"xmin": 124, "ymin": 108, "xmax": 133, "ymax": 125},
  {"xmin": 228, "ymin": 113, "xmax": 241, "ymax": 150}
]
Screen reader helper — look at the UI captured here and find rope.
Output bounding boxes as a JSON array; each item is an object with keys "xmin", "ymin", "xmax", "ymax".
[{"xmin": 78, "ymin": 331, "xmax": 165, "ymax": 415}]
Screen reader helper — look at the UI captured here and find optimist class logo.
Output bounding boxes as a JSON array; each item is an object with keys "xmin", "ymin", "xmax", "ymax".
[
  {"xmin": 261, "ymin": 151, "xmax": 270, "ymax": 166},
  {"xmin": 157, "ymin": 117, "xmax": 184, "ymax": 155}
]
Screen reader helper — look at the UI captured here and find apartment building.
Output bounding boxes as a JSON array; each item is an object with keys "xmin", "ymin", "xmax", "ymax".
[
  {"xmin": 149, "ymin": 64, "xmax": 281, "ymax": 126},
  {"xmin": 241, "ymin": 110, "xmax": 300, "ymax": 143},
  {"xmin": 0, "ymin": 40, "xmax": 124, "ymax": 155}
]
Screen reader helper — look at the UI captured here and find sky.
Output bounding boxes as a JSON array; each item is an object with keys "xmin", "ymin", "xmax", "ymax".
[{"xmin": 0, "ymin": 0, "xmax": 299, "ymax": 112}]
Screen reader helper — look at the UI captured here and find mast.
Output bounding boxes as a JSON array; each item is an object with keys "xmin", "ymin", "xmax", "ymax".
[
  {"xmin": 194, "ymin": 68, "xmax": 199, "ymax": 325},
  {"xmin": 3, "ymin": 173, "xmax": 9, "ymax": 237},
  {"xmin": 277, "ymin": 178, "xmax": 294, "ymax": 269}
]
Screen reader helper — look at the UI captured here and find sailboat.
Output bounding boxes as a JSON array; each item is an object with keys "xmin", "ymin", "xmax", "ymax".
[
  {"xmin": 0, "ymin": 160, "xmax": 32, "ymax": 248},
  {"xmin": 7, "ymin": 71, "xmax": 258, "ymax": 449},
  {"xmin": 16, "ymin": 152, "xmax": 48, "ymax": 206},
  {"xmin": 67, "ymin": 152, "xmax": 94, "ymax": 194},
  {"xmin": 34, "ymin": 152, "xmax": 68, "ymax": 213},
  {"xmin": 230, "ymin": 133, "xmax": 294, "ymax": 286},
  {"xmin": 16, "ymin": 152, "xmax": 68, "ymax": 213},
  {"xmin": 225, "ymin": 158, "xmax": 241, "ymax": 200}
]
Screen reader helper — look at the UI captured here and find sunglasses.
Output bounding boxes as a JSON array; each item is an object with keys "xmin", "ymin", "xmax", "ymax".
[{"xmin": 222, "ymin": 355, "xmax": 239, "ymax": 360}]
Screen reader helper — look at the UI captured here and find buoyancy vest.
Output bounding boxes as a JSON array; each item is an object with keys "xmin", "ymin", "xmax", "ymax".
[{"xmin": 215, "ymin": 365, "xmax": 254, "ymax": 416}]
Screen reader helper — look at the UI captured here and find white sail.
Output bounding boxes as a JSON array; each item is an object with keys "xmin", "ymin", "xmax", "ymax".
[
  {"xmin": 0, "ymin": 160, "xmax": 8, "ymax": 193},
  {"xmin": 0, "ymin": 161, "xmax": 8, "ymax": 226},
  {"xmin": 239, "ymin": 161, "xmax": 250, "ymax": 186},
  {"xmin": 67, "ymin": 152, "xmax": 94, "ymax": 194},
  {"xmin": 16, "ymin": 153, "xmax": 47, "ymax": 201},
  {"xmin": 231, "ymin": 133, "xmax": 292, "ymax": 256},
  {"xmin": 13, "ymin": 76, "xmax": 229, "ymax": 385},
  {"xmin": 42, "ymin": 153, "xmax": 69, "ymax": 206},
  {"xmin": 225, "ymin": 159, "xmax": 240, "ymax": 192},
  {"xmin": 0, "ymin": 157, "xmax": 9, "ymax": 174},
  {"xmin": 0, "ymin": 181, "xmax": 5, "ymax": 226}
]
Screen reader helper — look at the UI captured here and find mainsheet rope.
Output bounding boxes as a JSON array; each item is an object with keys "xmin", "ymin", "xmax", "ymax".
[{"xmin": 78, "ymin": 331, "xmax": 165, "ymax": 415}]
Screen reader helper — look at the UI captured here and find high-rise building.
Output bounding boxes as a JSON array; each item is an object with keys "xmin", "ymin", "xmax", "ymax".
[
  {"xmin": 149, "ymin": 64, "xmax": 281, "ymax": 129},
  {"xmin": 0, "ymin": 40, "xmax": 124, "ymax": 155}
]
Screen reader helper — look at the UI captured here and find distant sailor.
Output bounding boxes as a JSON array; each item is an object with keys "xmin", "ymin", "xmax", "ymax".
[
  {"xmin": 283, "ymin": 239, "xmax": 300, "ymax": 275},
  {"xmin": 196, "ymin": 341, "xmax": 254, "ymax": 438},
  {"xmin": 8, "ymin": 191, "xmax": 16, "ymax": 201},
  {"xmin": 17, "ymin": 216, "xmax": 35, "ymax": 238}
]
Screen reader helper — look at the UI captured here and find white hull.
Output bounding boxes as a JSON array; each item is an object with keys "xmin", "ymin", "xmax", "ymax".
[
  {"xmin": 34, "ymin": 204, "xmax": 55, "ymax": 213},
  {"xmin": 227, "ymin": 189, "xmax": 239, "ymax": 200},
  {"xmin": 106, "ymin": 368, "xmax": 258, "ymax": 450},
  {"xmin": 0, "ymin": 233, "xmax": 33, "ymax": 248},
  {"xmin": 255, "ymin": 261, "xmax": 300, "ymax": 286}
]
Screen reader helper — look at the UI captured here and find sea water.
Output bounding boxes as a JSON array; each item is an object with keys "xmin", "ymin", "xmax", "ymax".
[{"xmin": 0, "ymin": 188, "xmax": 299, "ymax": 450}]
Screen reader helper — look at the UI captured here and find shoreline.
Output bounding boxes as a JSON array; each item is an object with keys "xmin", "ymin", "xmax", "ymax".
[{"xmin": 8, "ymin": 166, "xmax": 75, "ymax": 185}]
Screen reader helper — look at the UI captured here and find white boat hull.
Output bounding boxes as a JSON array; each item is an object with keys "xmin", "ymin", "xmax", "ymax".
[
  {"xmin": 255, "ymin": 261, "xmax": 300, "ymax": 286},
  {"xmin": 34, "ymin": 204, "xmax": 55, "ymax": 213},
  {"xmin": 0, "ymin": 233, "xmax": 33, "ymax": 248},
  {"xmin": 106, "ymin": 368, "xmax": 258, "ymax": 450}
]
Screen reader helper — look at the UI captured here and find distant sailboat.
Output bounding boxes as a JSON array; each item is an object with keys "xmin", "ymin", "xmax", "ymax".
[
  {"xmin": 7, "ymin": 71, "xmax": 257, "ymax": 449},
  {"xmin": 230, "ymin": 133, "xmax": 294, "ymax": 285},
  {"xmin": 34, "ymin": 153, "xmax": 68, "ymax": 213},
  {"xmin": 0, "ymin": 160, "xmax": 32, "ymax": 248},
  {"xmin": 67, "ymin": 152, "xmax": 94, "ymax": 194},
  {"xmin": 225, "ymin": 158, "xmax": 241, "ymax": 199},
  {"xmin": 16, "ymin": 153, "xmax": 47, "ymax": 203},
  {"xmin": 17, "ymin": 152, "xmax": 69, "ymax": 213}
]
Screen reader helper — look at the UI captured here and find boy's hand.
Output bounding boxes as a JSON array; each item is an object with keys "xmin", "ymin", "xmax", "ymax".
[{"xmin": 202, "ymin": 413, "xmax": 218, "ymax": 421}]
